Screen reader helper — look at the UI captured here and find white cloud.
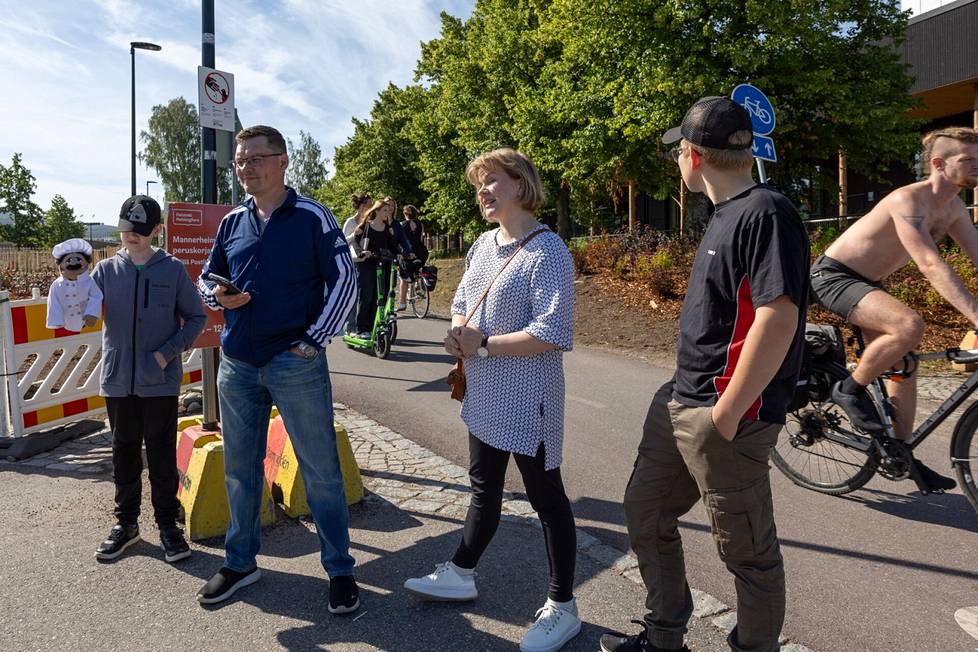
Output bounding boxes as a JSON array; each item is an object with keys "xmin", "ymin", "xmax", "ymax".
[{"xmin": 0, "ymin": 0, "xmax": 474, "ymax": 223}]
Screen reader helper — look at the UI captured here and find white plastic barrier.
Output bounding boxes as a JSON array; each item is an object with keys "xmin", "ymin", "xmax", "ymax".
[{"xmin": 0, "ymin": 291, "xmax": 202, "ymax": 438}]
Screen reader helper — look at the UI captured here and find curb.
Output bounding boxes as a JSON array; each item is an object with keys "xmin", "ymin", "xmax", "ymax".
[{"xmin": 334, "ymin": 403, "xmax": 815, "ymax": 652}]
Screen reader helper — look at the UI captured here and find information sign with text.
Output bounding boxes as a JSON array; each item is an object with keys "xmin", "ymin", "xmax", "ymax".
[{"xmin": 166, "ymin": 203, "xmax": 230, "ymax": 348}]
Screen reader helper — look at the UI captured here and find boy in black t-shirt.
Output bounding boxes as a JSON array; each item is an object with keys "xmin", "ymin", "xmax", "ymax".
[{"xmin": 600, "ymin": 97, "xmax": 809, "ymax": 652}]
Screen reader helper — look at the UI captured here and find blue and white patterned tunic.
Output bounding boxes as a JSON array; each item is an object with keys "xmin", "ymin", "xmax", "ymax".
[{"xmin": 452, "ymin": 227, "xmax": 574, "ymax": 470}]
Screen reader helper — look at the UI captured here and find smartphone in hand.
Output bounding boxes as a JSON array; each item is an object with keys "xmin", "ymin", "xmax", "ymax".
[{"xmin": 205, "ymin": 272, "xmax": 241, "ymax": 295}]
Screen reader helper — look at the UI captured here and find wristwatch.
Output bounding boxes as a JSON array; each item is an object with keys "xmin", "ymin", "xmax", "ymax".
[
  {"xmin": 477, "ymin": 335, "xmax": 490, "ymax": 358},
  {"xmin": 294, "ymin": 342, "xmax": 318, "ymax": 359}
]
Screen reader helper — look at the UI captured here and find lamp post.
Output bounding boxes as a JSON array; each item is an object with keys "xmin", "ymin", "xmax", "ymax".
[
  {"xmin": 146, "ymin": 179, "xmax": 158, "ymax": 197},
  {"xmin": 131, "ymin": 41, "xmax": 162, "ymax": 197}
]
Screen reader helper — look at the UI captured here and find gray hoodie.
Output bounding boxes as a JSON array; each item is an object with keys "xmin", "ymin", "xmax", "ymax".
[{"xmin": 92, "ymin": 249, "xmax": 206, "ymax": 397}]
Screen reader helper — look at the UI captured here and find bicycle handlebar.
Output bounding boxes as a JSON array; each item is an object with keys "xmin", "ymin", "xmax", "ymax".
[{"xmin": 916, "ymin": 348, "xmax": 978, "ymax": 364}]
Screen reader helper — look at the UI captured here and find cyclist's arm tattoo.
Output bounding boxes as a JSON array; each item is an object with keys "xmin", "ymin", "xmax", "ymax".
[{"xmin": 900, "ymin": 214, "xmax": 927, "ymax": 231}]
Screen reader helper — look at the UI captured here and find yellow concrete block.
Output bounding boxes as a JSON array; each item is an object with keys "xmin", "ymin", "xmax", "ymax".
[
  {"xmin": 263, "ymin": 417, "xmax": 362, "ymax": 518},
  {"xmin": 177, "ymin": 416, "xmax": 205, "ymax": 432},
  {"xmin": 179, "ymin": 440, "xmax": 275, "ymax": 541},
  {"xmin": 954, "ymin": 331, "xmax": 978, "ymax": 372}
]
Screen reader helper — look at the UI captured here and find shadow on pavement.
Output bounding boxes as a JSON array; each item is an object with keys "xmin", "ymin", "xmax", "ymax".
[{"xmin": 841, "ymin": 485, "xmax": 978, "ymax": 532}]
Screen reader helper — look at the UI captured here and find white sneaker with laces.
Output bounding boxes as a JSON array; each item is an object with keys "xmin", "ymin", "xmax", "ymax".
[
  {"xmin": 403, "ymin": 561, "xmax": 477, "ymax": 601},
  {"xmin": 519, "ymin": 598, "xmax": 582, "ymax": 652}
]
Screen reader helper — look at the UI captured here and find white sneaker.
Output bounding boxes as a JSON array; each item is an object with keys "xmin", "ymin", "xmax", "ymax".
[
  {"xmin": 519, "ymin": 598, "xmax": 582, "ymax": 652},
  {"xmin": 403, "ymin": 561, "xmax": 478, "ymax": 601},
  {"xmin": 396, "ymin": 302, "xmax": 407, "ymax": 311}
]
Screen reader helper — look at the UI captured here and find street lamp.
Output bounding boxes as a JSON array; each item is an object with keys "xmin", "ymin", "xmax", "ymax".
[
  {"xmin": 131, "ymin": 41, "xmax": 162, "ymax": 197},
  {"xmin": 146, "ymin": 179, "xmax": 158, "ymax": 197}
]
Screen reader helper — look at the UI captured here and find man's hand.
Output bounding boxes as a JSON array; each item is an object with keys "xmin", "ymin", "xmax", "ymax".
[
  {"xmin": 710, "ymin": 405, "xmax": 738, "ymax": 442},
  {"xmin": 214, "ymin": 285, "xmax": 251, "ymax": 310},
  {"xmin": 83, "ymin": 315, "xmax": 98, "ymax": 328},
  {"xmin": 153, "ymin": 351, "xmax": 167, "ymax": 370}
]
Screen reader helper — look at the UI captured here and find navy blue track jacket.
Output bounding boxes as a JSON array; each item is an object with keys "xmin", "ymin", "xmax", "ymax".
[{"xmin": 197, "ymin": 188, "xmax": 357, "ymax": 367}]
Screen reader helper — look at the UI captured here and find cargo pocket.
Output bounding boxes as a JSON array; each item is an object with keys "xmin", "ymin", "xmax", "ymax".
[{"xmin": 704, "ymin": 484, "xmax": 765, "ymax": 561}]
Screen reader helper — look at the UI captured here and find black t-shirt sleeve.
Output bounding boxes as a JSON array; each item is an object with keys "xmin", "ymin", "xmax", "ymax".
[{"xmin": 742, "ymin": 211, "xmax": 809, "ymax": 310}]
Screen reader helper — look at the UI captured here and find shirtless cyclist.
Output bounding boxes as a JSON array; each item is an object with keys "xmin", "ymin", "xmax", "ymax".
[{"xmin": 811, "ymin": 127, "xmax": 978, "ymax": 491}]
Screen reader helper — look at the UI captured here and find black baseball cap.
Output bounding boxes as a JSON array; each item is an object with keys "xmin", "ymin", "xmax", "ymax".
[
  {"xmin": 118, "ymin": 195, "xmax": 161, "ymax": 237},
  {"xmin": 662, "ymin": 96, "xmax": 753, "ymax": 150}
]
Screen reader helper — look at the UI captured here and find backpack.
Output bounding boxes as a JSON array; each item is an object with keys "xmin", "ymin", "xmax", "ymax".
[{"xmin": 788, "ymin": 323, "xmax": 845, "ymax": 411}]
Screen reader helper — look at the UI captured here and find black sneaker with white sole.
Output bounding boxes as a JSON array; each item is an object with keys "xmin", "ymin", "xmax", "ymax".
[
  {"xmin": 95, "ymin": 523, "xmax": 140, "ymax": 561},
  {"xmin": 328, "ymin": 575, "xmax": 360, "ymax": 614},
  {"xmin": 196, "ymin": 567, "xmax": 261, "ymax": 604},
  {"xmin": 160, "ymin": 528, "xmax": 191, "ymax": 563},
  {"xmin": 913, "ymin": 458, "xmax": 957, "ymax": 492}
]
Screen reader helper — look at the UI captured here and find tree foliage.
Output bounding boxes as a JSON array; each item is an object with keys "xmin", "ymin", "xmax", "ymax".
[
  {"xmin": 286, "ymin": 130, "xmax": 328, "ymax": 197},
  {"xmin": 42, "ymin": 195, "xmax": 84, "ymax": 247},
  {"xmin": 139, "ymin": 97, "xmax": 232, "ymax": 204},
  {"xmin": 0, "ymin": 153, "xmax": 44, "ymax": 247},
  {"xmin": 323, "ymin": 0, "xmax": 920, "ymax": 236}
]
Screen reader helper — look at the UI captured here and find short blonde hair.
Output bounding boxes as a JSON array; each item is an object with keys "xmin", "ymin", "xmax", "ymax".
[
  {"xmin": 921, "ymin": 127, "xmax": 978, "ymax": 174},
  {"xmin": 687, "ymin": 131, "xmax": 755, "ymax": 171},
  {"xmin": 465, "ymin": 148, "xmax": 546, "ymax": 211}
]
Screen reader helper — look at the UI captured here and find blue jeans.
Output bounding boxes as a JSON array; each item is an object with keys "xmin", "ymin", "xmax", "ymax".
[{"xmin": 217, "ymin": 349, "xmax": 355, "ymax": 577}]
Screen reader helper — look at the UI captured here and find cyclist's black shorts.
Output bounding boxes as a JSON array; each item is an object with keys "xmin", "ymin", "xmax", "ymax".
[{"xmin": 810, "ymin": 254, "xmax": 884, "ymax": 321}]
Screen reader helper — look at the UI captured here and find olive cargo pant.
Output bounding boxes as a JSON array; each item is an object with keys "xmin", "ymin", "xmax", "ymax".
[{"xmin": 624, "ymin": 382, "xmax": 785, "ymax": 652}]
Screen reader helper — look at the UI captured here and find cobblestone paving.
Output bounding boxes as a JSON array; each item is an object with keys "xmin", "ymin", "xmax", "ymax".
[{"xmin": 5, "ymin": 402, "xmax": 814, "ymax": 651}]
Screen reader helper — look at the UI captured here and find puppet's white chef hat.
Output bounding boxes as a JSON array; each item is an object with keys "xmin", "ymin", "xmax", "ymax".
[{"xmin": 52, "ymin": 238, "xmax": 93, "ymax": 262}]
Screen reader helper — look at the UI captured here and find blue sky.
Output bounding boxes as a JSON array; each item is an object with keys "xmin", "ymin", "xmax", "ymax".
[{"xmin": 0, "ymin": 0, "xmax": 474, "ymax": 225}]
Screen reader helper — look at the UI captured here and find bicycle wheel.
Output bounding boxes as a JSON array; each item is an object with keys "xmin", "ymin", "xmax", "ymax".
[
  {"xmin": 951, "ymin": 405, "xmax": 978, "ymax": 515},
  {"xmin": 770, "ymin": 362, "xmax": 880, "ymax": 494},
  {"xmin": 411, "ymin": 280, "xmax": 430, "ymax": 319}
]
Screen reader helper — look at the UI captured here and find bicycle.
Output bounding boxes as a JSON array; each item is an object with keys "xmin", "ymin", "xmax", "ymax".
[
  {"xmin": 770, "ymin": 324, "xmax": 978, "ymax": 515},
  {"xmin": 407, "ymin": 271, "xmax": 431, "ymax": 319}
]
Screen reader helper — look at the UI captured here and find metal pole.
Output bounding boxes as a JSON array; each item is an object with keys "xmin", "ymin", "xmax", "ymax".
[
  {"xmin": 756, "ymin": 159, "xmax": 767, "ymax": 184},
  {"xmin": 201, "ymin": 0, "xmax": 221, "ymax": 431},
  {"xmin": 131, "ymin": 45, "xmax": 136, "ymax": 197}
]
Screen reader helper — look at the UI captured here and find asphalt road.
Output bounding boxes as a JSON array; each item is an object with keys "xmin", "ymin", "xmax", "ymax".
[{"xmin": 327, "ymin": 315, "xmax": 978, "ymax": 652}]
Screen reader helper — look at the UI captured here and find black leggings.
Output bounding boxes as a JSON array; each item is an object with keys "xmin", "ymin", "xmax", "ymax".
[{"xmin": 452, "ymin": 433, "xmax": 577, "ymax": 602}]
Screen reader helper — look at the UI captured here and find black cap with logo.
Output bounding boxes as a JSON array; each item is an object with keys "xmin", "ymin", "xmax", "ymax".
[
  {"xmin": 662, "ymin": 96, "xmax": 753, "ymax": 150},
  {"xmin": 118, "ymin": 195, "xmax": 162, "ymax": 237}
]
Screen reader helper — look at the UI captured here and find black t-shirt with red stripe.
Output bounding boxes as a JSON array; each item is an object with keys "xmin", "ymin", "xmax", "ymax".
[{"xmin": 672, "ymin": 184, "xmax": 809, "ymax": 424}]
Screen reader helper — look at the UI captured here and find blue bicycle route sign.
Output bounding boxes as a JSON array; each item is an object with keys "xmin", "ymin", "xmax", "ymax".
[
  {"xmin": 751, "ymin": 134, "xmax": 777, "ymax": 163},
  {"xmin": 731, "ymin": 84, "xmax": 776, "ymax": 135}
]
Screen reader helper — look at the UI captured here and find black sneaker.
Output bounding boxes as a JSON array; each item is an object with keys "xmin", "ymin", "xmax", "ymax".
[
  {"xmin": 599, "ymin": 620, "xmax": 690, "ymax": 652},
  {"xmin": 196, "ymin": 567, "xmax": 261, "ymax": 604},
  {"xmin": 160, "ymin": 527, "xmax": 191, "ymax": 563},
  {"xmin": 95, "ymin": 523, "xmax": 140, "ymax": 561},
  {"xmin": 328, "ymin": 575, "xmax": 360, "ymax": 614},
  {"xmin": 913, "ymin": 459, "xmax": 957, "ymax": 492},
  {"xmin": 831, "ymin": 381, "xmax": 884, "ymax": 431}
]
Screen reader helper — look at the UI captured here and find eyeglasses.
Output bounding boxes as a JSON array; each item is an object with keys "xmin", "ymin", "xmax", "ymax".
[
  {"xmin": 234, "ymin": 153, "xmax": 284, "ymax": 169},
  {"xmin": 668, "ymin": 145, "xmax": 688, "ymax": 163}
]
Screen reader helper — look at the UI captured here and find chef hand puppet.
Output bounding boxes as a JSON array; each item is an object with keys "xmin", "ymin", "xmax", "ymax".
[{"xmin": 46, "ymin": 238, "xmax": 103, "ymax": 332}]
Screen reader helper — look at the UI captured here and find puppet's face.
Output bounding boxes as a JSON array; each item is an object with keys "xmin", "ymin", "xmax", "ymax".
[{"xmin": 58, "ymin": 253, "xmax": 89, "ymax": 281}]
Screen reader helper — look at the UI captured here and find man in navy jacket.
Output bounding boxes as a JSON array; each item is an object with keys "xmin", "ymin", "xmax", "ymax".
[{"xmin": 195, "ymin": 125, "xmax": 360, "ymax": 613}]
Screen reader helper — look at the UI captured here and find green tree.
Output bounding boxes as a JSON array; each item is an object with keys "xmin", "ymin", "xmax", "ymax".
[
  {"xmin": 286, "ymin": 130, "xmax": 328, "ymax": 197},
  {"xmin": 542, "ymin": 0, "xmax": 919, "ymax": 215},
  {"xmin": 317, "ymin": 84, "xmax": 428, "ymax": 218},
  {"xmin": 139, "ymin": 97, "xmax": 232, "ymax": 204},
  {"xmin": 42, "ymin": 195, "xmax": 84, "ymax": 247},
  {"xmin": 0, "ymin": 153, "xmax": 44, "ymax": 247}
]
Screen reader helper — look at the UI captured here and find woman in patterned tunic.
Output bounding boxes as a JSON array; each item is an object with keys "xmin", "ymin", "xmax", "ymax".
[{"xmin": 403, "ymin": 149, "xmax": 579, "ymax": 652}]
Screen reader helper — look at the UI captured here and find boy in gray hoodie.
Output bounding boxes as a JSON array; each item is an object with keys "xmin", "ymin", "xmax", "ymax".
[{"xmin": 92, "ymin": 195, "xmax": 206, "ymax": 563}]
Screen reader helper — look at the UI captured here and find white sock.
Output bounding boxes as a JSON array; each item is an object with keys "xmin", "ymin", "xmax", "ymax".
[
  {"xmin": 450, "ymin": 561, "xmax": 475, "ymax": 576},
  {"xmin": 546, "ymin": 597, "xmax": 577, "ymax": 614}
]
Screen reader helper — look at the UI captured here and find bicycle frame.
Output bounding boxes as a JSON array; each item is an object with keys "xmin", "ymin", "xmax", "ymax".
[{"xmin": 849, "ymin": 328, "xmax": 978, "ymax": 452}]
